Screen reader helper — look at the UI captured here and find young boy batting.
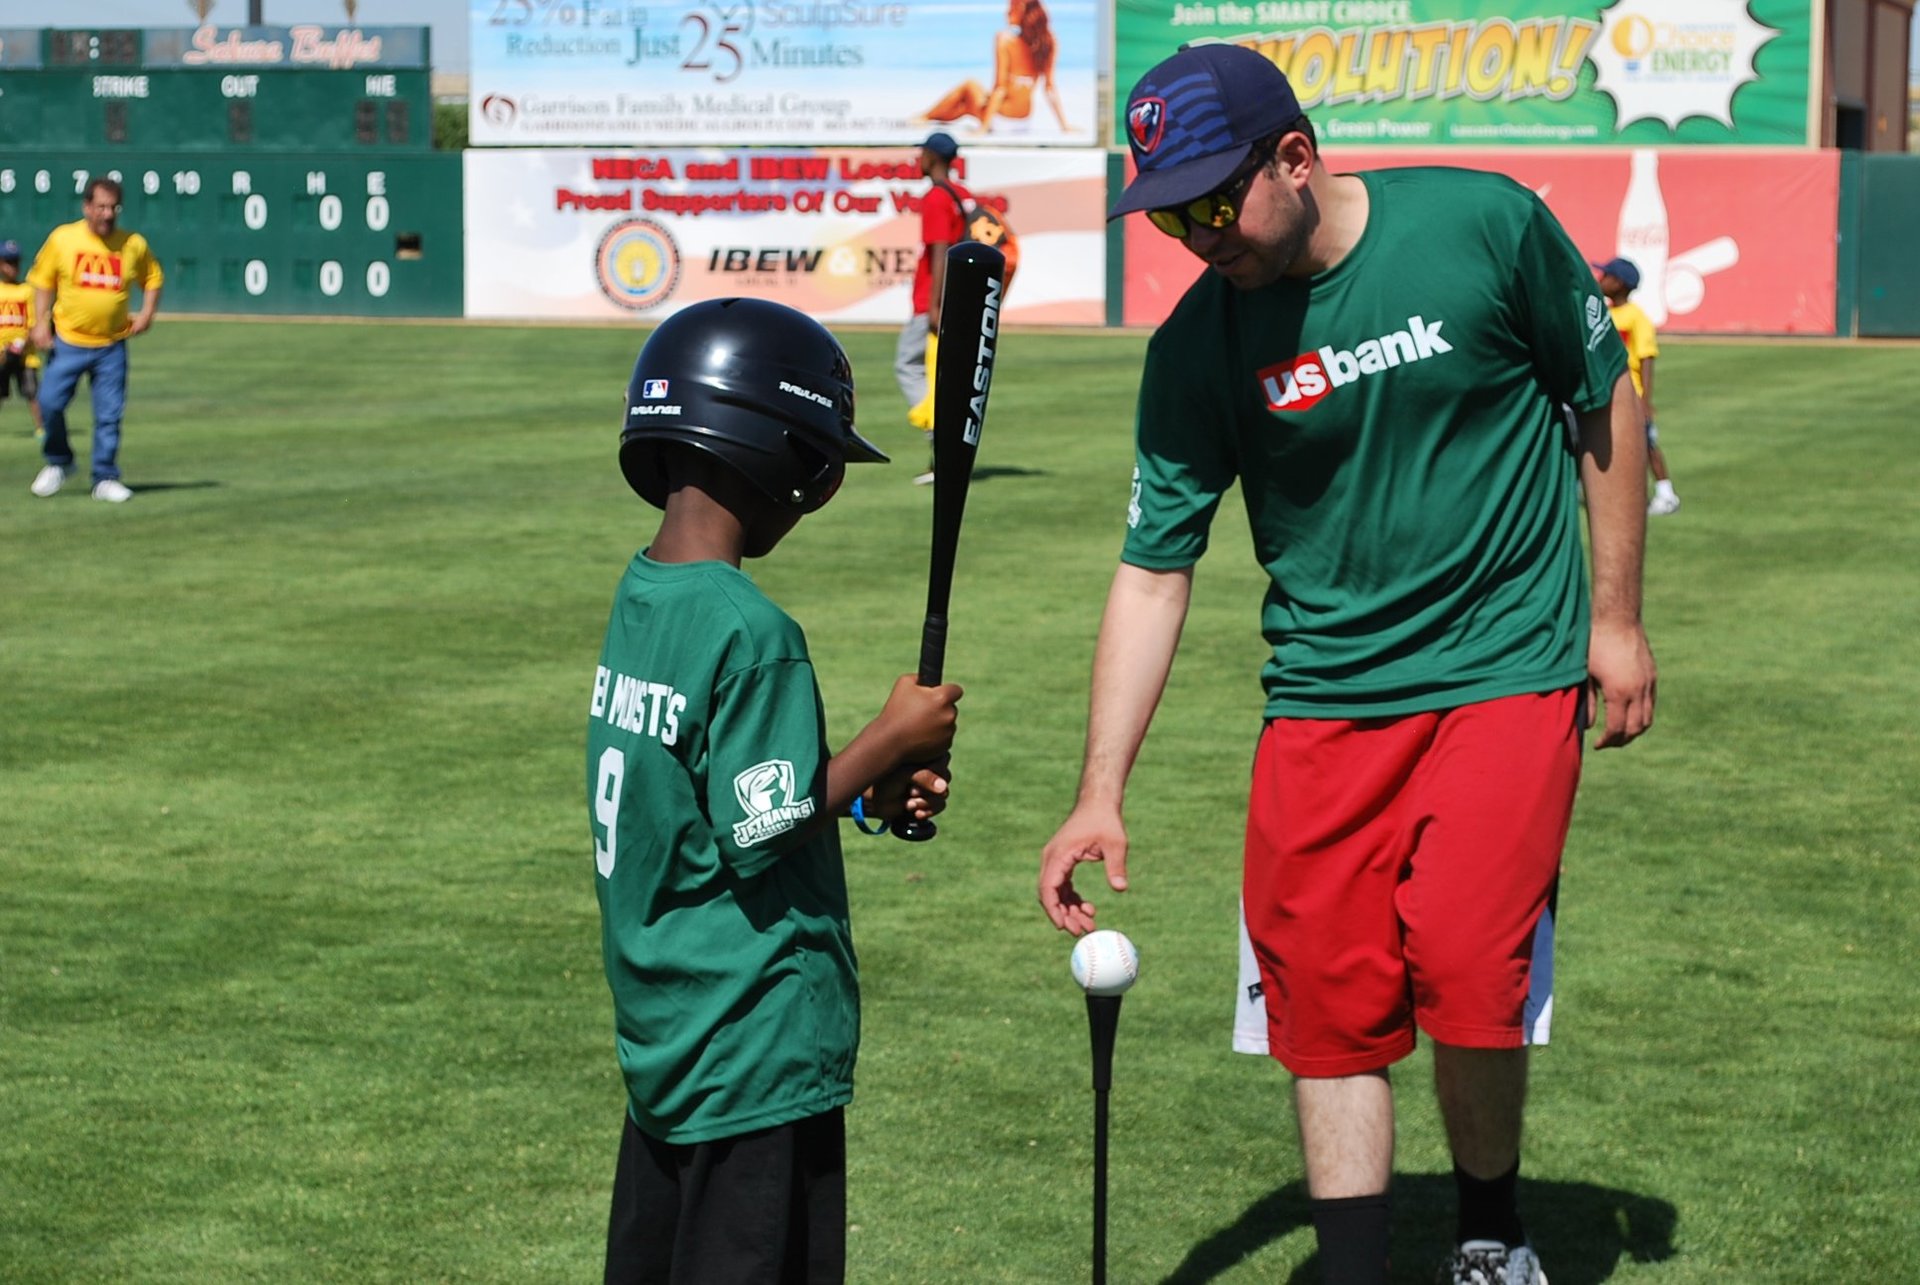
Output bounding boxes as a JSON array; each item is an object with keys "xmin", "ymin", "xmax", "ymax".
[
  {"xmin": 1595, "ymin": 256, "xmax": 1680, "ymax": 515},
  {"xmin": 587, "ymin": 298, "xmax": 963, "ymax": 1283}
]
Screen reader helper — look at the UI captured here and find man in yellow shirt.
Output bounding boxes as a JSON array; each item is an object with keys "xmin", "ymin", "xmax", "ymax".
[
  {"xmin": 1593, "ymin": 256, "xmax": 1679, "ymax": 516},
  {"xmin": 0, "ymin": 239, "xmax": 46, "ymax": 439},
  {"xmin": 28, "ymin": 176, "xmax": 165, "ymax": 503}
]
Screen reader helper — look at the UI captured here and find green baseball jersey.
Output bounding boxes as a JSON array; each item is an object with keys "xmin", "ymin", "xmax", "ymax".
[
  {"xmin": 1124, "ymin": 167, "xmax": 1629, "ymax": 719},
  {"xmin": 587, "ymin": 554, "xmax": 856, "ymax": 1144}
]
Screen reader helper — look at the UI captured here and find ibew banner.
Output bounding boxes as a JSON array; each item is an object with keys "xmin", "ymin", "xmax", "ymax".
[
  {"xmin": 1115, "ymin": 0, "xmax": 1813, "ymax": 147},
  {"xmin": 463, "ymin": 147, "xmax": 1107, "ymax": 324},
  {"xmin": 469, "ymin": 1, "xmax": 1099, "ymax": 147}
]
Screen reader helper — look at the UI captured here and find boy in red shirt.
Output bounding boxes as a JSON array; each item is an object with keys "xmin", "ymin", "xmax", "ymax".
[{"xmin": 893, "ymin": 132, "xmax": 971, "ymax": 484}]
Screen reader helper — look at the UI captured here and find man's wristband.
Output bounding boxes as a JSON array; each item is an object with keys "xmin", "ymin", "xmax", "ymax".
[{"xmin": 849, "ymin": 796, "xmax": 887, "ymax": 835}]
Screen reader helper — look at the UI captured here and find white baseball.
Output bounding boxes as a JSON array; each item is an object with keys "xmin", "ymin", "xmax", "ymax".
[{"xmin": 1070, "ymin": 930, "xmax": 1140, "ymax": 996}]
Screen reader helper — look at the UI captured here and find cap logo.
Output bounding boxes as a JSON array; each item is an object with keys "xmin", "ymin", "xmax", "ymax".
[
  {"xmin": 641, "ymin": 379, "xmax": 669, "ymax": 399},
  {"xmin": 1127, "ymin": 98, "xmax": 1167, "ymax": 154}
]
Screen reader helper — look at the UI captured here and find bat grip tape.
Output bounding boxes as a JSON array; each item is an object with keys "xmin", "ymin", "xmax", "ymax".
[{"xmin": 917, "ymin": 615, "xmax": 948, "ymax": 687}]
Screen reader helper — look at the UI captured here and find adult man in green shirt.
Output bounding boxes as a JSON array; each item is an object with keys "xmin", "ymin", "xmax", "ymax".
[{"xmin": 1037, "ymin": 44, "xmax": 1656, "ymax": 1285}]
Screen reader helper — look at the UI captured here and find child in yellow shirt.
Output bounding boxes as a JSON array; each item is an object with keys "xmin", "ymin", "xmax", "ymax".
[
  {"xmin": 1593, "ymin": 256, "xmax": 1679, "ymax": 516},
  {"xmin": 0, "ymin": 240, "xmax": 45, "ymax": 438}
]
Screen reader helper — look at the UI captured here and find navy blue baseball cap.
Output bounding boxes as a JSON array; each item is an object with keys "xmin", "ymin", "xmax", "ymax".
[
  {"xmin": 1109, "ymin": 43, "xmax": 1303, "ymax": 221},
  {"xmin": 0, "ymin": 240, "xmax": 19, "ymax": 261},
  {"xmin": 1592, "ymin": 256, "xmax": 1641, "ymax": 290},
  {"xmin": 922, "ymin": 131, "xmax": 960, "ymax": 161}
]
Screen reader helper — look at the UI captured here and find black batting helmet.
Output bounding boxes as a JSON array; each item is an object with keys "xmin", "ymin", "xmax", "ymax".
[{"xmin": 620, "ymin": 298, "xmax": 887, "ymax": 513}]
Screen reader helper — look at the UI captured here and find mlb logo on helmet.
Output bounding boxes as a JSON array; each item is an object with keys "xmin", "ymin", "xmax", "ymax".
[
  {"xmin": 642, "ymin": 379, "xmax": 669, "ymax": 399},
  {"xmin": 1127, "ymin": 98, "xmax": 1167, "ymax": 153}
]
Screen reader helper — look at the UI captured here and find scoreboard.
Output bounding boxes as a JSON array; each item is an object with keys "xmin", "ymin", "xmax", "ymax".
[
  {"xmin": 0, "ymin": 153, "xmax": 462, "ymax": 318},
  {"xmin": 0, "ymin": 69, "xmax": 430, "ymax": 151},
  {"xmin": 0, "ymin": 27, "xmax": 431, "ymax": 152},
  {"xmin": 0, "ymin": 28, "xmax": 459, "ymax": 318}
]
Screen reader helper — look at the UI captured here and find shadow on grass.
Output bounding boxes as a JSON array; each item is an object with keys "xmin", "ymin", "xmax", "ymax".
[
  {"xmin": 128, "ymin": 481, "xmax": 223, "ymax": 495},
  {"xmin": 971, "ymin": 466, "xmax": 1046, "ymax": 481},
  {"xmin": 1160, "ymin": 1173, "xmax": 1676, "ymax": 1285}
]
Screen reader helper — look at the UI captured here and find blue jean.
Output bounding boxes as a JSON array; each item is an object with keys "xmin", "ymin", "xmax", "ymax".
[{"xmin": 38, "ymin": 337, "xmax": 130, "ymax": 483}]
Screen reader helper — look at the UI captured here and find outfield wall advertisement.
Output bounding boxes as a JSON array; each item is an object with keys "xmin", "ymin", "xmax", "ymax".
[
  {"xmin": 1120, "ymin": 148, "xmax": 1839, "ymax": 333},
  {"xmin": 469, "ymin": 0, "xmax": 1099, "ymax": 147},
  {"xmin": 1116, "ymin": 1, "xmax": 1814, "ymax": 147},
  {"xmin": 464, "ymin": 148, "xmax": 1107, "ymax": 324}
]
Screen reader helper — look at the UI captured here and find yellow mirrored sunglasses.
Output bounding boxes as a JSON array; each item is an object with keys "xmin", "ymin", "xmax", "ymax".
[{"xmin": 1145, "ymin": 138, "xmax": 1283, "ymax": 239}]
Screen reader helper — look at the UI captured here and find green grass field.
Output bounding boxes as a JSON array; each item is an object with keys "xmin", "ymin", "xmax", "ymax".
[{"xmin": 3, "ymin": 322, "xmax": 1916, "ymax": 1282}]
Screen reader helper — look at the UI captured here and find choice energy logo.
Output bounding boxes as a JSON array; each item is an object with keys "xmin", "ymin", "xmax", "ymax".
[
  {"xmin": 1258, "ymin": 315, "xmax": 1453, "ymax": 413},
  {"xmin": 1590, "ymin": 0, "xmax": 1778, "ymax": 130}
]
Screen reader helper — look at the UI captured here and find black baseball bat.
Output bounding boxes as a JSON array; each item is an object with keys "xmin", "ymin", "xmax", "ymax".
[{"xmin": 891, "ymin": 241, "xmax": 1006, "ymax": 843}]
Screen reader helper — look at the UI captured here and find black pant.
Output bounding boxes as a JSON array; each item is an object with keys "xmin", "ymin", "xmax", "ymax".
[
  {"xmin": 605, "ymin": 1108, "xmax": 846, "ymax": 1285},
  {"xmin": 0, "ymin": 347, "xmax": 37, "ymax": 401}
]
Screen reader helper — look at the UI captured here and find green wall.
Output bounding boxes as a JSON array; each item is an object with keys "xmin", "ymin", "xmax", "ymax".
[{"xmin": 1851, "ymin": 155, "xmax": 1920, "ymax": 338}]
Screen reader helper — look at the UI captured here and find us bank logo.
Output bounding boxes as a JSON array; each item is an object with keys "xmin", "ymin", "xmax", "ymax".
[{"xmin": 595, "ymin": 219, "xmax": 680, "ymax": 311}]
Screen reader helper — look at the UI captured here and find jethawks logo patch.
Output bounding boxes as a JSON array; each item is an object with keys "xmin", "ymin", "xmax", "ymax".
[
  {"xmin": 1127, "ymin": 98, "xmax": 1167, "ymax": 154},
  {"xmin": 731, "ymin": 759, "xmax": 815, "ymax": 846},
  {"xmin": 1585, "ymin": 296, "xmax": 1611, "ymax": 351}
]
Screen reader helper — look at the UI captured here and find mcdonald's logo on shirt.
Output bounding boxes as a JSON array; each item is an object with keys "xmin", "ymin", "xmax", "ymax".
[{"xmin": 73, "ymin": 252, "xmax": 125, "ymax": 290}]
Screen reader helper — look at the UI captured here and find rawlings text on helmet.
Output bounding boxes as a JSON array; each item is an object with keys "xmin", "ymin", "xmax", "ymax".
[{"xmin": 779, "ymin": 380, "xmax": 835, "ymax": 409}]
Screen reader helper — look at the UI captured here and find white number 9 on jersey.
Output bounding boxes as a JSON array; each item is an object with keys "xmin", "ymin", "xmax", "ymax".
[{"xmin": 593, "ymin": 746, "xmax": 625, "ymax": 878}]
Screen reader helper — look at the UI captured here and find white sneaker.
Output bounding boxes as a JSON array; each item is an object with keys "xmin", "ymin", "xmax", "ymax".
[
  {"xmin": 30, "ymin": 464, "xmax": 73, "ymax": 497},
  {"xmin": 91, "ymin": 479, "xmax": 133, "ymax": 503},
  {"xmin": 1647, "ymin": 493, "xmax": 1680, "ymax": 516},
  {"xmin": 913, "ymin": 471, "xmax": 936, "ymax": 486},
  {"xmin": 1441, "ymin": 1240, "xmax": 1548, "ymax": 1285}
]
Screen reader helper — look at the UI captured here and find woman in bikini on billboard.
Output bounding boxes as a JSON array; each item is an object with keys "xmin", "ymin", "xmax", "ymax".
[{"xmin": 921, "ymin": 0, "xmax": 1072, "ymax": 134}]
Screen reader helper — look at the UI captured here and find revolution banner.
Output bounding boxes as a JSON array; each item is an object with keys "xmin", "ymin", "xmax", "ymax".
[
  {"xmin": 1115, "ymin": 0, "xmax": 1814, "ymax": 147},
  {"xmin": 1120, "ymin": 148, "xmax": 1838, "ymax": 333},
  {"xmin": 470, "ymin": 0, "xmax": 1099, "ymax": 147},
  {"xmin": 464, "ymin": 147, "xmax": 1106, "ymax": 324}
]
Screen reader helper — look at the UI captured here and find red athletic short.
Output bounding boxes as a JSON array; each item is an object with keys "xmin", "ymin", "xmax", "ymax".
[{"xmin": 1243, "ymin": 687, "xmax": 1583, "ymax": 1077}]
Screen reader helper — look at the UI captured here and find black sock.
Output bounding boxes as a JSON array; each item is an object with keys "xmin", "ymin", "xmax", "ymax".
[
  {"xmin": 1454, "ymin": 1159, "xmax": 1525, "ymax": 1248},
  {"xmin": 1310, "ymin": 1192, "xmax": 1391, "ymax": 1285}
]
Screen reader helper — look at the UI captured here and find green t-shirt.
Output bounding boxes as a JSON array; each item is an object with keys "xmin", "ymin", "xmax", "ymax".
[
  {"xmin": 586, "ymin": 554, "xmax": 856, "ymax": 1144},
  {"xmin": 1124, "ymin": 166, "xmax": 1629, "ymax": 718}
]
